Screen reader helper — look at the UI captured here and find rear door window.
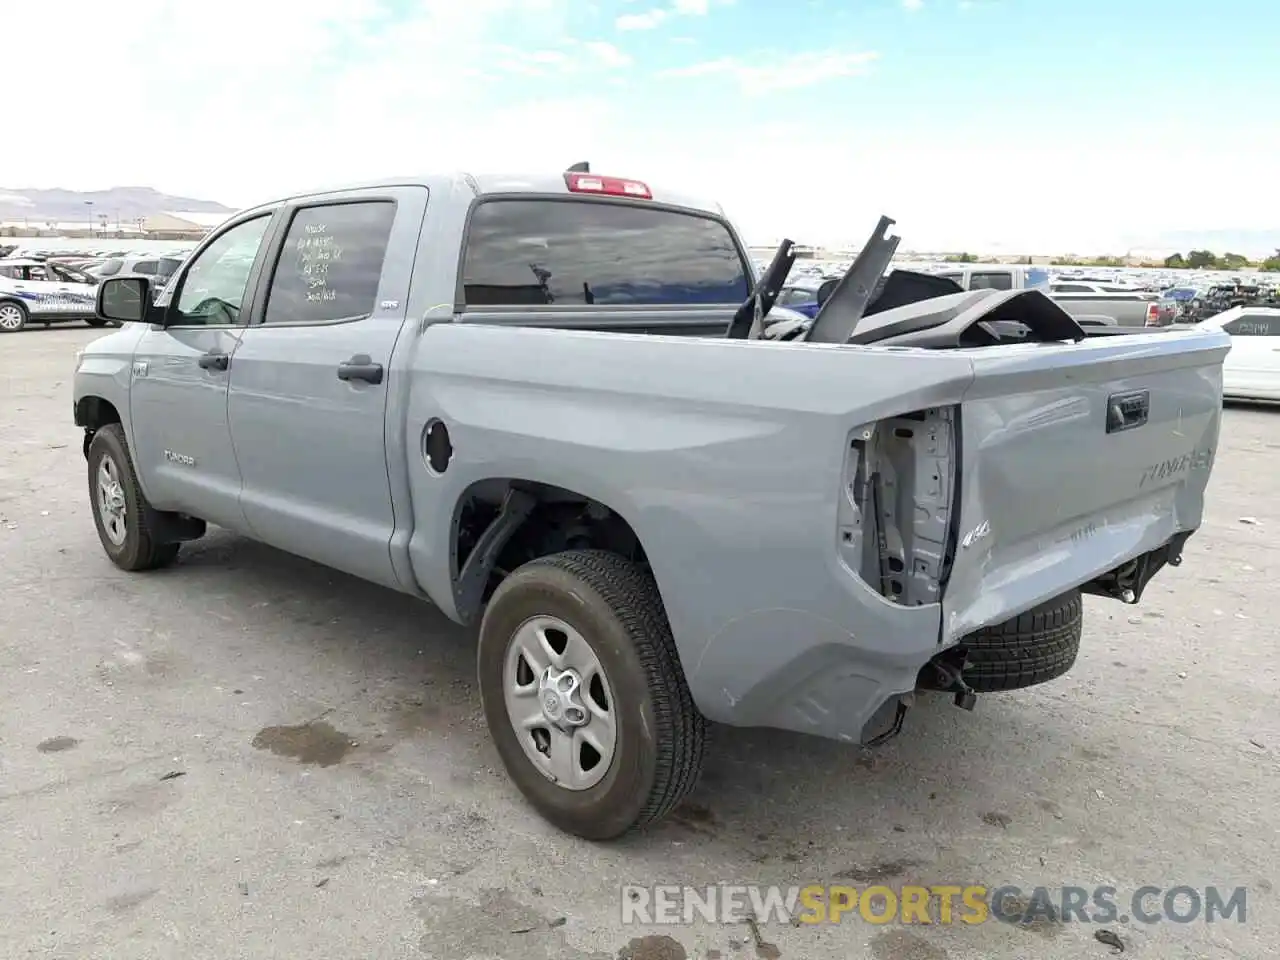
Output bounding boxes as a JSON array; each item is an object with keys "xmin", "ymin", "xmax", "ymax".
[
  {"xmin": 262, "ymin": 200, "xmax": 396, "ymax": 325},
  {"xmin": 461, "ymin": 199, "xmax": 750, "ymax": 307}
]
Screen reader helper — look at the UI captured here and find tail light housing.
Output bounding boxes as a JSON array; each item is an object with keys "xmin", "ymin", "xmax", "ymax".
[{"xmin": 1145, "ymin": 303, "xmax": 1161, "ymax": 327}]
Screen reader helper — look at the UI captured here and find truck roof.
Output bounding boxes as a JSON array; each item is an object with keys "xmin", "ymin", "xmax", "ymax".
[{"xmin": 252, "ymin": 171, "xmax": 728, "ymax": 220}]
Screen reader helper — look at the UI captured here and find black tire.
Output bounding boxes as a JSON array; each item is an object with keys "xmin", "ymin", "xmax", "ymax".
[
  {"xmin": 87, "ymin": 424, "xmax": 181, "ymax": 572},
  {"xmin": 0, "ymin": 300, "xmax": 28, "ymax": 333},
  {"xmin": 477, "ymin": 549, "xmax": 706, "ymax": 840},
  {"xmin": 961, "ymin": 589, "xmax": 1082, "ymax": 692},
  {"xmin": 85, "ymin": 317, "xmax": 109, "ymax": 328}
]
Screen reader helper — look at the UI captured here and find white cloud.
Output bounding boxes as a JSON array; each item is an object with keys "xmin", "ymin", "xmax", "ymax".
[
  {"xmin": 616, "ymin": 0, "xmax": 728, "ymax": 31},
  {"xmin": 661, "ymin": 51, "xmax": 879, "ymax": 94},
  {"xmin": 902, "ymin": 0, "xmax": 924, "ymax": 10},
  {"xmin": 583, "ymin": 41, "xmax": 634, "ymax": 67},
  {"xmin": 616, "ymin": 8, "xmax": 668, "ymax": 29}
]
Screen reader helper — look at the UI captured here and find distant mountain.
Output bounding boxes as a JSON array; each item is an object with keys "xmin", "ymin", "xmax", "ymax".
[{"xmin": 0, "ymin": 186, "xmax": 234, "ymax": 223}]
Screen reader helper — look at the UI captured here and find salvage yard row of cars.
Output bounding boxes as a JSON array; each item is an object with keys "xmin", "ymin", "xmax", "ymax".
[{"xmin": 0, "ymin": 252, "xmax": 185, "ymax": 332}]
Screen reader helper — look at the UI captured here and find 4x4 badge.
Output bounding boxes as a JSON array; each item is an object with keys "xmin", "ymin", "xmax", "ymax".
[{"xmin": 132, "ymin": 360, "xmax": 149, "ymax": 377}]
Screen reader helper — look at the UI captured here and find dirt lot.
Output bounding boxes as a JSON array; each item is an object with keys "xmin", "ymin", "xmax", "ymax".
[{"xmin": 1, "ymin": 325, "xmax": 1277, "ymax": 960}]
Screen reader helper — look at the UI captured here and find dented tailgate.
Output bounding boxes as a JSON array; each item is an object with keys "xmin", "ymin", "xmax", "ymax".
[{"xmin": 940, "ymin": 328, "xmax": 1231, "ymax": 644}]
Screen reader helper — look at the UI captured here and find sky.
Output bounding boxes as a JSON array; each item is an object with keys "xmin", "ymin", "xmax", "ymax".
[{"xmin": 6, "ymin": 0, "xmax": 1279, "ymax": 254}]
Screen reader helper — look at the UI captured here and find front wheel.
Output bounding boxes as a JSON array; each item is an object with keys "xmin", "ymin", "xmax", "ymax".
[
  {"xmin": 478, "ymin": 549, "xmax": 706, "ymax": 840},
  {"xmin": 87, "ymin": 424, "xmax": 180, "ymax": 571},
  {"xmin": 0, "ymin": 301, "xmax": 28, "ymax": 333}
]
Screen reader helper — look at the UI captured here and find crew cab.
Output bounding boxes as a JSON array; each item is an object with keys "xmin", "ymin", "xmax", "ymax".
[
  {"xmin": 74, "ymin": 168, "xmax": 1229, "ymax": 840},
  {"xmin": 0, "ymin": 257, "xmax": 104, "ymax": 332}
]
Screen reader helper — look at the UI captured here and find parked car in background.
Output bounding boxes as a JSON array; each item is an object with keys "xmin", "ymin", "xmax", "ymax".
[
  {"xmin": 932, "ymin": 264, "xmax": 1052, "ymax": 293},
  {"xmin": 0, "ymin": 257, "xmax": 105, "ymax": 332},
  {"xmin": 1167, "ymin": 306, "xmax": 1280, "ymax": 400},
  {"xmin": 88, "ymin": 256, "xmax": 186, "ymax": 300},
  {"xmin": 776, "ymin": 278, "xmax": 837, "ymax": 318},
  {"xmin": 1048, "ymin": 280, "xmax": 1176, "ymax": 327}
]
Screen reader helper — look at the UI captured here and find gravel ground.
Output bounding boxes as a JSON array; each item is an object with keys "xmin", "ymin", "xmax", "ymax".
[{"xmin": 1, "ymin": 325, "xmax": 1277, "ymax": 960}]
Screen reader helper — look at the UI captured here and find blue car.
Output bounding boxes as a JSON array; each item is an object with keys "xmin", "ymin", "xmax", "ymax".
[{"xmin": 777, "ymin": 280, "xmax": 835, "ymax": 318}]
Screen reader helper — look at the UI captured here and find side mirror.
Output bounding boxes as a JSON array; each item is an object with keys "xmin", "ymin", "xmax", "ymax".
[
  {"xmin": 816, "ymin": 279, "xmax": 838, "ymax": 306},
  {"xmin": 97, "ymin": 277, "xmax": 151, "ymax": 324}
]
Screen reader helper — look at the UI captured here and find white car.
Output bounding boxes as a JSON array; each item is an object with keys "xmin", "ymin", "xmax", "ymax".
[
  {"xmin": 1193, "ymin": 306, "xmax": 1280, "ymax": 400},
  {"xmin": 0, "ymin": 258, "xmax": 104, "ymax": 333}
]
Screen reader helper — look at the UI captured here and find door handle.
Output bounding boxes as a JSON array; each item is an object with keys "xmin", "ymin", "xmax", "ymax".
[
  {"xmin": 198, "ymin": 351, "xmax": 230, "ymax": 371},
  {"xmin": 337, "ymin": 355, "xmax": 384, "ymax": 384}
]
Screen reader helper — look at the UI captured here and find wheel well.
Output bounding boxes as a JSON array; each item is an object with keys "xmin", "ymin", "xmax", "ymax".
[
  {"xmin": 75, "ymin": 397, "xmax": 122, "ymax": 458},
  {"xmin": 451, "ymin": 479, "xmax": 647, "ymax": 624}
]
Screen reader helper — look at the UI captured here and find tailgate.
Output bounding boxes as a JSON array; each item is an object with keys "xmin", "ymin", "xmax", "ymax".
[{"xmin": 940, "ymin": 328, "xmax": 1231, "ymax": 643}]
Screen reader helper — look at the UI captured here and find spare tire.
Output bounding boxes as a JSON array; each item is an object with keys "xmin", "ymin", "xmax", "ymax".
[{"xmin": 961, "ymin": 589, "xmax": 1082, "ymax": 692}]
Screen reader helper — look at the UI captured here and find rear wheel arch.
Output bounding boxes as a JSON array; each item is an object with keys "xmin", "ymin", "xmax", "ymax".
[{"xmin": 449, "ymin": 478, "xmax": 655, "ymax": 627}]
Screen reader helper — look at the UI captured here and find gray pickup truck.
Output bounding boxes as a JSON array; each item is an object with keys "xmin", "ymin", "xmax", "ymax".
[
  {"xmin": 931, "ymin": 265, "xmax": 1176, "ymax": 327},
  {"xmin": 74, "ymin": 168, "xmax": 1229, "ymax": 840}
]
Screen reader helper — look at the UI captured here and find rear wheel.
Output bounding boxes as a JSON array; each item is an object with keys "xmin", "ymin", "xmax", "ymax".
[
  {"xmin": 0, "ymin": 301, "xmax": 28, "ymax": 333},
  {"xmin": 962, "ymin": 589, "xmax": 1082, "ymax": 692},
  {"xmin": 478, "ymin": 549, "xmax": 705, "ymax": 840}
]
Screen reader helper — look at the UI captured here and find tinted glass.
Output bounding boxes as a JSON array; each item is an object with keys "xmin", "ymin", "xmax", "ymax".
[
  {"xmin": 157, "ymin": 258, "xmax": 182, "ymax": 276},
  {"xmin": 171, "ymin": 214, "xmax": 273, "ymax": 326},
  {"xmin": 780, "ymin": 287, "xmax": 816, "ymax": 306},
  {"xmin": 462, "ymin": 199, "xmax": 749, "ymax": 307},
  {"xmin": 969, "ymin": 272, "xmax": 1013, "ymax": 291},
  {"xmin": 132, "ymin": 260, "xmax": 158, "ymax": 274},
  {"xmin": 1053, "ymin": 283, "xmax": 1091, "ymax": 293},
  {"xmin": 1224, "ymin": 315, "xmax": 1279, "ymax": 337},
  {"xmin": 262, "ymin": 201, "xmax": 395, "ymax": 324}
]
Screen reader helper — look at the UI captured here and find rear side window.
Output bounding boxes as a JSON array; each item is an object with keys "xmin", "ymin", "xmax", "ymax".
[
  {"xmin": 461, "ymin": 199, "xmax": 750, "ymax": 307},
  {"xmin": 157, "ymin": 258, "xmax": 182, "ymax": 276},
  {"xmin": 132, "ymin": 260, "xmax": 158, "ymax": 274},
  {"xmin": 262, "ymin": 200, "xmax": 396, "ymax": 325},
  {"xmin": 969, "ymin": 272, "xmax": 1013, "ymax": 291},
  {"xmin": 1223, "ymin": 315, "xmax": 1279, "ymax": 337},
  {"xmin": 1053, "ymin": 283, "xmax": 1092, "ymax": 293}
]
